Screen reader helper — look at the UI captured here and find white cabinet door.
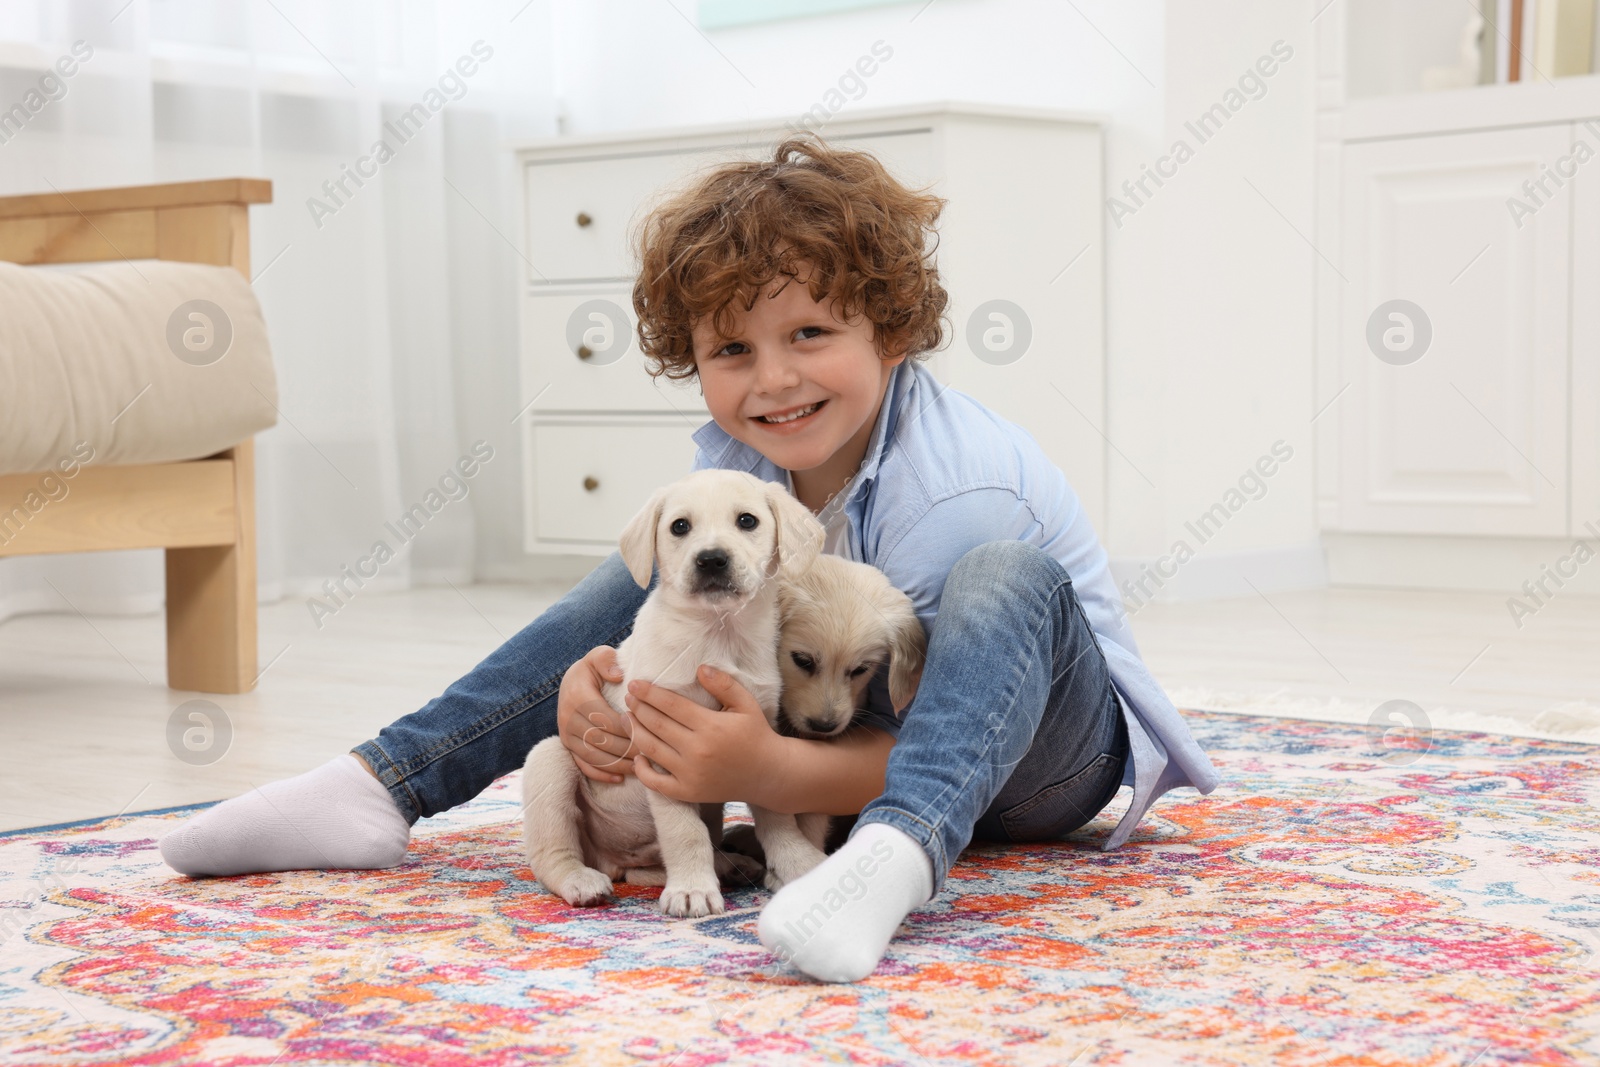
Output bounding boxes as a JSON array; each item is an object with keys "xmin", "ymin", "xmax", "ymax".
[{"xmin": 1338, "ymin": 125, "xmax": 1571, "ymax": 536}]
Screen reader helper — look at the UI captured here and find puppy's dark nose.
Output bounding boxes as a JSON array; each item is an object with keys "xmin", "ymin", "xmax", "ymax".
[
  {"xmin": 804, "ymin": 717, "xmax": 836, "ymax": 734},
  {"xmin": 696, "ymin": 548, "xmax": 729, "ymax": 572}
]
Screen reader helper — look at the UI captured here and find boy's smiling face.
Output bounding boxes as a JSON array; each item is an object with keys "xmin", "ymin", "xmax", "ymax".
[{"xmin": 690, "ymin": 263, "xmax": 906, "ymax": 515}]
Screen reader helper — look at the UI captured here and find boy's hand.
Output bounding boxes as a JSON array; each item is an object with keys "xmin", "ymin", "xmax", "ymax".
[
  {"xmin": 557, "ymin": 645, "xmax": 638, "ymax": 784},
  {"xmin": 626, "ymin": 664, "xmax": 785, "ymax": 805}
]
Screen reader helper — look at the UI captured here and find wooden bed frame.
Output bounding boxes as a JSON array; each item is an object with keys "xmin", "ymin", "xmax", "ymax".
[{"xmin": 0, "ymin": 178, "xmax": 274, "ymax": 694}]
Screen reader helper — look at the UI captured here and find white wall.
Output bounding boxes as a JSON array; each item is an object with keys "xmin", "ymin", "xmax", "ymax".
[
  {"xmin": 1109, "ymin": 0, "xmax": 1320, "ymax": 605},
  {"xmin": 489, "ymin": 0, "xmax": 1323, "ymax": 602}
]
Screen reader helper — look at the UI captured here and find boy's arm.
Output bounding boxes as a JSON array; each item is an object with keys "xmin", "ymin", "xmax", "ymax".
[{"xmin": 756, "ymin": 725, "xmax": 897, "ymax": 816}]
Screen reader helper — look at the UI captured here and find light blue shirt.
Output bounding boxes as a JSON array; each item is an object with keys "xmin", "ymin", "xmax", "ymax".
[{"xmin": 689, "ymin": 358, "xmax": 1220, "ymax": 851}]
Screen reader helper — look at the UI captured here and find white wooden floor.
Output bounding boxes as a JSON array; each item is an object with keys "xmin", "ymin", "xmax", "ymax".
[{"xmin": 1, "ymin": 580, "xmax": 1596, "ymax": 833}]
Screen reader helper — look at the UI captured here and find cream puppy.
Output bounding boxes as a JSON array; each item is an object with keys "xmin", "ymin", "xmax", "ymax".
[
  {"xmin": 725, "ymin": 554, "xmax": 929, "ymax": 864},
  {"xmin": 521, "ymin": 468, "xmax": 825, "ymax": 918}
]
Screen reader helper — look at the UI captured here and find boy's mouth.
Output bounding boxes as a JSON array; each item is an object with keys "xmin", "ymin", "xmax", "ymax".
[{"xmin": 754, "ymin": 399, "xmax": 826, "ymax": 428}]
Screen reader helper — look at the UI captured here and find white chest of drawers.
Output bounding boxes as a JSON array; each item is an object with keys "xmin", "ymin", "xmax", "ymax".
[{"xmin": 512, "ymin": 102, "xmax": 1105, "ymax": 557}]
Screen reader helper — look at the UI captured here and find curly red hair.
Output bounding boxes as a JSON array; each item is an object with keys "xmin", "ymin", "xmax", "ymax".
[{"xmin": 630, "ymin": 132, "xmax": 950, "ymax": 383}]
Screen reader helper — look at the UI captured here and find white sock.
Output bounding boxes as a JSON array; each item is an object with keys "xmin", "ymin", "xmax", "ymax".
[
  {"xmin": 756, "ymin": 820, "xmax": 934, "ymax": 982},
  {"xmin": 159, "ymin": 753, "xmax": 410, "ymax": 877}
]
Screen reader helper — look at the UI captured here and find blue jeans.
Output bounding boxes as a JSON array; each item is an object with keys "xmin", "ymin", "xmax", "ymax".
[
  {"xmin": 854, "ymin": 539, "xmax": 1128, "ymax": 897},
  {"xmin": 352, "ymin": 540, "xmax": 1128, "ymax": 900},
  {"xmin": 351, "ymin": 550, "xmax": 661, "ymax": 826}
]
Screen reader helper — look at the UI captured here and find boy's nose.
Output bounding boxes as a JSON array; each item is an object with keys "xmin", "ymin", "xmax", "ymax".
[{"xmin": 755, "ymin": 356, "xmax": 800, "ymax": 391}]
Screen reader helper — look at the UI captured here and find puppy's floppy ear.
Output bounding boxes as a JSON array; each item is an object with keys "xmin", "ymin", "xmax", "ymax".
[
  {"xmin": 879, "ymin": 586, "xmax": 928, "ymax": 716},
  {"xmin": 764, "ymin": 481, "xmax": 825, "ymax": 582},
  {"xmin": 776, "ymin": 576, "xmax": 822, "ymax": 626},
  {"xmin": 618, "ymin": 485, "xmax": 669, "ymax": 589}
]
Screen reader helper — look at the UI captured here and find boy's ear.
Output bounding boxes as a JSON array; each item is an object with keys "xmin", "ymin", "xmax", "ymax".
[
  {"xmin": 764, "ymin": 482, "xmax": 825, "ymax": 582},
  {"xmin": 618, "ymin": 486, "xmax": 669, "ymax": 589}
]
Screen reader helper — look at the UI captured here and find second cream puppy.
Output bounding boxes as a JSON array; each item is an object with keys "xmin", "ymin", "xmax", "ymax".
[{"xmin": 725, "ymin": 553, "xmax": 929, "ymax": 864}]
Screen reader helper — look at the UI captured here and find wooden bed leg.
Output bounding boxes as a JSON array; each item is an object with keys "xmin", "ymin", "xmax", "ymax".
[{"xmin": 166, "ymin": 438, "xmax": 259, "ymax": 693}]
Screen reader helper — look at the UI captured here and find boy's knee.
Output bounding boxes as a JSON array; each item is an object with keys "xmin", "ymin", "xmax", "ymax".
[
  {"xmin": 951, "ymin": 540, "xmax": 1057, "ymax": 584},
  {"xmin": 942, "ymin": 542, "xmax": 1069, "ymax": 612}
]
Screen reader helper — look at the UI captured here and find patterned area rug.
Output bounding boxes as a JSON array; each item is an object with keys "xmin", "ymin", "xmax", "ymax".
[{"xmin": 2, "ymin": 709, "xmax": 1598, "ymax": 1066}]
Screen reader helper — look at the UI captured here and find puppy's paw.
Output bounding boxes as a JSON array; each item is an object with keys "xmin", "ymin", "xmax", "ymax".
[
  {"xmin": 553, "ymin": 866, "xmax": 614, "ymax": 907},
  {"xmin": 659, "ymin": 882, "xmax": 725, "ymax": 918},
  {"xmin": 763, "ymin": 869, "xmax": 789, "ymax": 894}
]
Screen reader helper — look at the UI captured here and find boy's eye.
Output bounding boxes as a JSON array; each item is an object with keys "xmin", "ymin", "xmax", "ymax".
[{"xmin": 707, "ymin": 327, "xmax": 824, "ymax": 358}]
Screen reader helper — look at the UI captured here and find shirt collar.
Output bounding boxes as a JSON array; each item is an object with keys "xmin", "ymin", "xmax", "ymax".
[{"xmin": 690, "ymin": 358, "xmax": 914, "ymax": 506}]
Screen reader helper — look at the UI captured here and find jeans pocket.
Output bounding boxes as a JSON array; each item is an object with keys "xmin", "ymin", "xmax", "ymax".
[{"xmin": 998, "ymin": 751, "xmax": 1124, "ymax": 842}]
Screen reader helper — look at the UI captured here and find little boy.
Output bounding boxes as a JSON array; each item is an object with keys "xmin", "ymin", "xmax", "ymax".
[{"xmin": 160, "ymin": 133, "xmax": 1219, "ymax": 985}]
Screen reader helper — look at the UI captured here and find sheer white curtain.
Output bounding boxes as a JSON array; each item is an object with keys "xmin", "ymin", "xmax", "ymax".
[{"xmin": 0, "ymin": 0, "xmax": 553, "ymax": 627}]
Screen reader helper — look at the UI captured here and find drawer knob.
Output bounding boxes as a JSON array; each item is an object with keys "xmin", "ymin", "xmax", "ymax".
[
  {"xmin": 583, "ymin": 476, "xmax": 599, "ymax": 492},
  {"xmin": 576, "ymin": 344, "xmax": 593, "ymax": 360},
  {"xmin": 575, "ymin": 211, "xmax": 593, "ymax": 228}
]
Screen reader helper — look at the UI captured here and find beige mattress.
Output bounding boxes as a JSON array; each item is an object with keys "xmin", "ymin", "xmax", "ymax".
[{"xmin": 0, "ymin": 259, "xmax": 278, "ymax": 476}]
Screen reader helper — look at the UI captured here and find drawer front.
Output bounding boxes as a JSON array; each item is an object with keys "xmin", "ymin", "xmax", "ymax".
[
  {"xmin": 522, "ymin": 288, "xmax": 708, "ymax": 414},
  {"xmin": 525, "ymin": 146, "xmax": 758, "ymax": 283},
  {"xmin": 529, "ymin": 417, "xmax": 703, "ymax": 546},
  {"xmin": 522, "ymin": 131, "xmax": 936, "ymax": 284}
]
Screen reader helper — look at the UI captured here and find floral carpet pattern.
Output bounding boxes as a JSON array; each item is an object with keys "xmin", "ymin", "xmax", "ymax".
[{"xmin": 1, "ymin": 709, "xmax": 1598, "ymax": 1065}]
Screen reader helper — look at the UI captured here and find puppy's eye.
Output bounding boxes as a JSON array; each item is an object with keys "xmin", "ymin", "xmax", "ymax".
[
  {"xmin": 850, "ymin": 665, "xmax": 871, "ymax": 678},
  {"xmin": 790, "ymin": 651, "xmax": 816, "ymax": 673},
  {"xmin": 737, "ymin": 512, "xmax": 758, "ymax": 531},
  {"xmin": 670, "ymin": 518, "xmax": 690, "ymax": 536}
]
